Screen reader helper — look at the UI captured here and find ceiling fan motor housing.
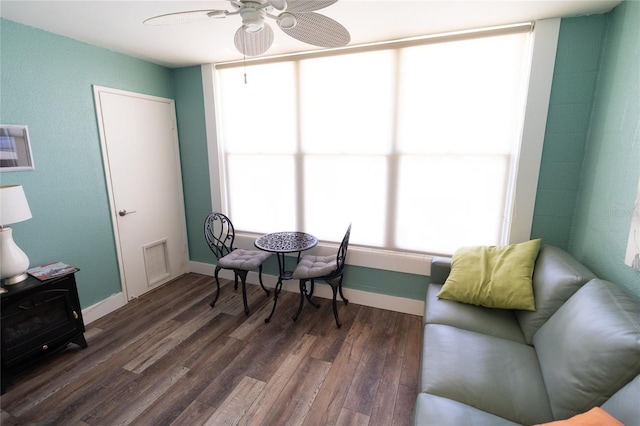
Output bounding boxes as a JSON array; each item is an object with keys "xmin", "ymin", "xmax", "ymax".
[{"xmin": 240, "ymin": 2, "xmax": 265, "ymax": 32}]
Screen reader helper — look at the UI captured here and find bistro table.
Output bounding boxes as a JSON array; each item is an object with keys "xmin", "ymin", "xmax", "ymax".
[{"xmin": 255, "ymin": 231, "xmax": 318, "ymax": 323}]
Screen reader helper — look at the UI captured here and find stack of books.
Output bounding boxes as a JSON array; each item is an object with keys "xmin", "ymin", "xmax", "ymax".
[{"xmin": 27, "ymin": 262, "xmax": 79, "ymax": 281}]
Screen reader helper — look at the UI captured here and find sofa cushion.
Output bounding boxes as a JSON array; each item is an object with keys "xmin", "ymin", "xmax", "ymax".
[
  {"xmin": 421, "ymin": 324, "xmax": 553, "ymax": 425},
  {"xmin": 532, "ymin": 279, "xmax": 640, "ymax": 420},
  {"xmin": 437, "ymin": 239, "xmax": 540, "ymax": 311},
  {"xmin": 601, "ymin": 375, "xmax": 640, "ymax": 426},
  {"xmin": 424, "ymin": 283, "xmax": 526, "ymax": 343},
  {"xmin": 414, "ymin": 393, "xmax": 521, "ymax": 426},
  {"xmin": 217, "ymin": 248, "xmax": 272, "ymax": 270},
  {"xmin": 292, "ymin": 254, "xmax": 337, "ymax": 279},
  {"xmin": 516, "ymin": 245, "xmax": 595, "ymax": 343}
]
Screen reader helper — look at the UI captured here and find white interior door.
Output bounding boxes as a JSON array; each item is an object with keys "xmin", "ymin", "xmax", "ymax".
[{"xmin": 93, "ymin": 86, "xmax": 189, "ymax": 300}]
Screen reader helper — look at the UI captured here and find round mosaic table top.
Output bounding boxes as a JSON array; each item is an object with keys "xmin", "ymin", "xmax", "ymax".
[{"xmin": 254, "ymin": 232, "xmax": 318, "ymax": 253}]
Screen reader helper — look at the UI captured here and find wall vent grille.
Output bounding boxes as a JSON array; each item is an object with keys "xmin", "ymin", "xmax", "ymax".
[{"xmin": 143, "ymin": 239, "xmax": 170, "ymax": 286}]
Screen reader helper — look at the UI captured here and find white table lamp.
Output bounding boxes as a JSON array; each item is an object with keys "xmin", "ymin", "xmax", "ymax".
[{"xmin": 0, "ymin": 185, "xmax": 33, "ymax": 285}]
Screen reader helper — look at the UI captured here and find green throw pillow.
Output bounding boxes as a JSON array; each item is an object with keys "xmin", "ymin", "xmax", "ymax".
[{"xmin": 437, "ymin": 239, "xmax": 541, "ymax": 311}]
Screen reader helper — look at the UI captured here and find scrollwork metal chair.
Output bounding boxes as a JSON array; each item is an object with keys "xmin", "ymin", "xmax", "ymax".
[
  {"xmin": 204, "ymin": 212, "xmax": 271, "ymax": 315},
  {"xmin": 292, "ymin": 224, "xmax": 351, "ymax": 328}
]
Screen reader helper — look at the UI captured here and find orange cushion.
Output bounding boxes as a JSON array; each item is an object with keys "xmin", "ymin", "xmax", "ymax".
[{"xmin": 535, "ymin": 407, "xmax": 623, "ymax": 426}]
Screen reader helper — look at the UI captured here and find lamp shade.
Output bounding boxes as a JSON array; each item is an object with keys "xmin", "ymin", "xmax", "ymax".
[{"xmin": 0, "ymin": 185, "xmax": 32, "ymax": 226}]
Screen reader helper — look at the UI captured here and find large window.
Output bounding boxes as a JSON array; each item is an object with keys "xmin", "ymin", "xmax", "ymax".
[{"xmin": 212, "ymin": 24, "xmax": 538, "ymax": 255}]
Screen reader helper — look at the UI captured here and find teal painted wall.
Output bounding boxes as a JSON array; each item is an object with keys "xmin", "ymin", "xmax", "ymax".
[
  {"xmin": 568, "ymin": 1, "xmax": 640, "ymax": 296},
  {"xmin": 172, "ymin": 66, "xmax": 212, "ymax": 264},
  {"xmin": 531, "ymin": 16, "xmax": 606, "ymax": 249},
  {"xmin": 0, "ymin": 19, "xmax": 174, "ymax": 308}
]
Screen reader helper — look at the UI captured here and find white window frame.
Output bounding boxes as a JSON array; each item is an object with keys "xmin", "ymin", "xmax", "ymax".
[{"xmin": 201, "ymin": 19, "xmax": 560, "ymax": 275}]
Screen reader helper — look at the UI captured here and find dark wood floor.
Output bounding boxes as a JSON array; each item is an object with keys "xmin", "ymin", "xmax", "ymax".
[{"xmin": 1, "ymin": 273, "xmax": 421, "ymax": 425}]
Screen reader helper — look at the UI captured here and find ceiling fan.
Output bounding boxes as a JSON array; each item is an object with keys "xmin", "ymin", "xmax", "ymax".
[{"xmin": 144, "ymin": 0, "xmax": 351, "ymax": 57}]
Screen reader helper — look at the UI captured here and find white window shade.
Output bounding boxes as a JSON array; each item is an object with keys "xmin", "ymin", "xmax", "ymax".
[
  {"xmin": 208, "ymin": 20, "xmax": 559, "ymax": 257},
  {"xmin": 299, "ymin": 51, "xmax": 395, "ymax": 155}
]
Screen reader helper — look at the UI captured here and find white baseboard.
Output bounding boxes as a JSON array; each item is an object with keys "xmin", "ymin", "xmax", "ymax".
[
  {"xmin": 81, "ymin": 262, "xmax": 425, "ymax": 324},
  {"xmin": 190, "ymin": 261, "xmax": 425, "ymax": 316},
  {"xmin": 82, "ymin": 292, "xmax": 126, "ymax": 325}
]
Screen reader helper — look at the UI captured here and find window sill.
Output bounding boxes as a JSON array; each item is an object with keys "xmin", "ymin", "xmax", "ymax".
[{"xmin": 234, "ymin": 233, "xmax": 433, "ymax": 276}]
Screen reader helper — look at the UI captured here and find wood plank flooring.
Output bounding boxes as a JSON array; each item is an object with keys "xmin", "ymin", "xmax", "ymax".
[{"xmin": 0, "ymin": 273, "xmax": 421, "ymax": 426}]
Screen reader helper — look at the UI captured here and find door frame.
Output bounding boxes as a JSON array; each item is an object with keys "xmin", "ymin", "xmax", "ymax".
[{"xmin": 93, "ymin": 85, "xmax": 189, "ymax": 302}]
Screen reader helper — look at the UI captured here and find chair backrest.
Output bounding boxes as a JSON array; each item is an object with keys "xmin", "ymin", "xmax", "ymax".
[
  {"xmin": 204, "ymin": 212, "xmax": 235, "ymax": 260},
  {"xmin": 334, "ymin": 224, "xmax": 352, "ymax": 275}
]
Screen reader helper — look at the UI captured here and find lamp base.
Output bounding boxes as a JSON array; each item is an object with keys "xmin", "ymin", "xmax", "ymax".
[
  {"xmin": 2, "ymin": 272, "xmax": 29, "ymax": 286},
  {"xmin": 0, "ymin": 227, "xmax": 30, "ymax": 285}
]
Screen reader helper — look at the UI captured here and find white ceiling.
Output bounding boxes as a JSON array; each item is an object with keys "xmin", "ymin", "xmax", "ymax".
[{"xmin": 1, "ymin": 0, "xmax": 622, "ymax": 68}]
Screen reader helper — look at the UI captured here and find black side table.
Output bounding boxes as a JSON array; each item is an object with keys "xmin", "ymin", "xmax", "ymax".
[{"xmin": 1, "ymin": 273, "xmax": 88, "ymax": 393}]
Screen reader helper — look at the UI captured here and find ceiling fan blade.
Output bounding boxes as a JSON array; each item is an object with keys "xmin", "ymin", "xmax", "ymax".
[
  {"xmin": 144, "ymin": 10, "xmax": 226, "ymax": 26},
  {"xmin": 234, "ymin": 23, "xmax": 275, "ymax": 56},
  {"xmin": 281, "ymin": 12, "xmax": 350, "ymax": 48},
  {"xmin": 285, "ymin": 0, "xmax": 338, "ymax": 13}
]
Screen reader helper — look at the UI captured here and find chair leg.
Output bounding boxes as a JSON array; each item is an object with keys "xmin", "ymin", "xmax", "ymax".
[
  {"xmin": 327, "ymin": 276, "xmax": 344, "ymax": 328},
  {"xmin": 305, "ymin": 278, "xmax": 320, "ymax": 309},
  {"xmin": 265, "ymin": 279, "xmax": 283, "ymax": 323},
  {"xmin": 305, "ymin": 279, "xmax": 320, "ymax": 308},
  {"xmin": 330, "ymin": 283, "xmax": 341, "ymax": 328},
  {"xmin": 338, "ymin": 276, "xmax": 349, "ymax": 305},
  {"xmin": 293, "ymin": 279, "xmax": 307, "ymax": 322},
  {"xmin": 258, "ymin": 265, "xmax": 270, "ymax": 297},
  {"xmin": 210, "ymin": 265, "xmax": 222, "ymax": 308},
  {"xmin": 236, "ymin": 270, "xmax": 250, "ymax": 316}
]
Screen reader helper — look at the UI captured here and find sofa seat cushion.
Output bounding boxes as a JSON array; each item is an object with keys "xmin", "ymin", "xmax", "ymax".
[
  {"xmin": 424, "ymin": 283, "xmax": 526, "ymax": 343},
  {"xmin": 421, "ymin": 324, "xmax": 554, "ymax": 425},
  {"xmin": 533, "ymin": 279, "xmax": 640, "ymax": 420},
  {"xmin": 414, "ymin": 393, "xmax": 521, "ymax": 426},
  {"xmin": 516, "ymin": 245, "xmax": 595, "ymax": 343}
]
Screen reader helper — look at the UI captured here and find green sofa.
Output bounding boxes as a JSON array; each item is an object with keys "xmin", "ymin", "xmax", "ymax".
[{"xmin": 414, "ymin": 245, "xmax": 640, "ymax": 425}]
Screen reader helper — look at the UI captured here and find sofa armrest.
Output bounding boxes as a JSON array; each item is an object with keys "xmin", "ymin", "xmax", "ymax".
[
  {"xmin": 430, "ymin": 257, "xmax": 452, "ymax": 285},
  {"xmin": 601, "ymin": 375, "xmax": 640, "ymax": 425}
]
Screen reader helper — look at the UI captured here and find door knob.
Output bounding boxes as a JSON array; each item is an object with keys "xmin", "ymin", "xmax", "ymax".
[{"xmin": 118, "ymin": 209, "xmax": 137, "ymax": 217}]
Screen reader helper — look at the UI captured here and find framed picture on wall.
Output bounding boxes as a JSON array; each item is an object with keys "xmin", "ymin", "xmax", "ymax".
[{"xmin": 0, "ymin": 125, "xmax": 35, "ymax": 172}]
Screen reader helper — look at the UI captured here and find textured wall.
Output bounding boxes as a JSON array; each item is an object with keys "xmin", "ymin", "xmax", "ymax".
[
  {"xmin": 172, "ymin": 66, "xmax": 212, "ymax": 263},
  {"xmin": 0, "ymin": 19, "xmax": 174, "ymax": 308},
  {"xmin": 531, "ymin": 16, "xmax": 606, "ymax": 249},
  {"xmin": 568, "ymin": 1, "xmax": 640, "ymax": 296}
]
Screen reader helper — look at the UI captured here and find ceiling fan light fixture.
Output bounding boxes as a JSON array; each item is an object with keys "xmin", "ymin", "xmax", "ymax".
[
  {"xmin": 277, "ymin": 13, "xmax": 297, "ymax": 29},
  {"xmin": 234, "ymin": 23, "xmax": 274, "ymax": 56},
  {"xmin": 268, "ymin": 0, "xmax": 288, "ymax": 11},
  {"xmin": 240, "ymin": 7, "xmax": 265, "ymax": 33},
  {"xmin": 244, "ymin": 20, "xmax": 264, "ymax": 33}
]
